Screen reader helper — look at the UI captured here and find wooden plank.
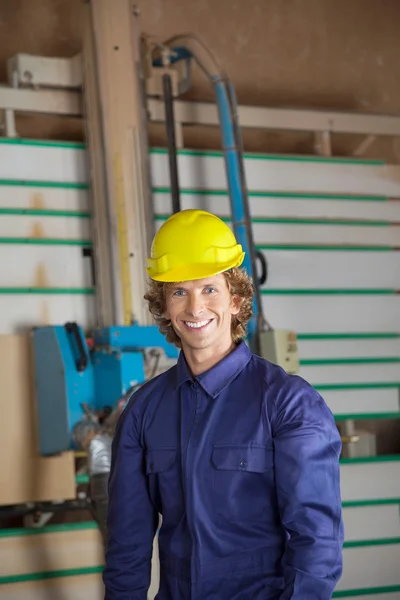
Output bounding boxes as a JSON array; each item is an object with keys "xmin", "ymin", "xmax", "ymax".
[
  {"xmin": 0, "ymin": 528, "xmax": 103, "ymax": 577},
  {"xmin": 0, "ymin": 186, "xmax": 89, "ymax": 212},
  {"xmin": 0, "ymin": 295, "xmax": 95, "ymax": 335},
  {"xmin": 337, "ymin": 545, "xmax": 400, "ymax": 592},
  {"xmin": 148, "ymin": 98, "xmax": 400, "ymax": 137},
  {"xmin": 150, "ymin": 152, "xmax": 400, "ymax": 196},
  {"xmin": 0, "ymin": 334, "xmax": 75, "ymax": 505},
  {"xmin": 152, "ymin": 189, "xmax": 400, "ymax": 221},
  {"xmin": 1, "ymin": 573, "xmax": 104, "ymax": 600},
  {"xmin": 343, "ymin": 505, "xmax": 400, "ymax": 542},
  {"xmin": 320, "ymin": 388, "xmax": 399, "ymax": 418},
  {"xmin": 340, "ymin": 461, "xmax": 400, "ymax": 503},
  {"xmin": 0, "ymin": 144, "xmax": 87, "ymax": 183},
  {"xmin": 260, "ymin": 251, "xmax": 400, "ymax": 289},
  {"xmin": 0, "ymin": 85, "xmax": 81, "ymax": 116},
  {"xmin": 261, "ymin": 296, "xmax": 400, "ymax": 333},
  {"xmin": 298, "ymin": 338, "xmax": 400, "ymax": 360},
  {"xmin": 0, "ymin": 246, "xmax": 91, "ymax": 288},
  {"xmin": 0, "ymin": 215, "xmax": 90, "ymax": 240},
  {"xmin": 0, "ymin": 532, "xmax": 160, "ymax": 600}
]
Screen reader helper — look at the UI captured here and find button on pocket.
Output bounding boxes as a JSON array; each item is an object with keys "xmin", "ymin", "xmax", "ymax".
[
  {"xmin": 145, "ymin": 448, "xmax": 183, "ymax": 524},
  {"xmin": 212, "ymin": 445, "xmax": 272, "ymax": 523}
]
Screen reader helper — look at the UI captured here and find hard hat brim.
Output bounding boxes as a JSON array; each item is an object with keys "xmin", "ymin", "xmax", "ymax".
[{"xmin": 147, "ymin": 253, "xmax": 245, "ymax": 283}]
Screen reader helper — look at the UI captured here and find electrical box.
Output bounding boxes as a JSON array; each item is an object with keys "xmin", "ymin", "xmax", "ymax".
[{"xmin": 259, "ymin": 330, "xmax": 300, "ymax": 374}]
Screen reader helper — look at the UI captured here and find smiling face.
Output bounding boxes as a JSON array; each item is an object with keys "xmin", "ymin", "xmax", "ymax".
[{"xmin": 163, "ymin": 273, "xmax": 241, "ymax": 354}]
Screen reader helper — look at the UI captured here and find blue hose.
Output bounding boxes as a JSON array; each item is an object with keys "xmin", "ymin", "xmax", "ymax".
[{"xmin": 214, "ymin": 78, "xmax": 260, "ymax": 339}]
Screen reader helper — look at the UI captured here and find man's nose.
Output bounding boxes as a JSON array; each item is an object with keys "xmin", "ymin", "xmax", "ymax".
[{"xmin": 186, "ymin": 294, "xmax": 205, "ymax": 317}]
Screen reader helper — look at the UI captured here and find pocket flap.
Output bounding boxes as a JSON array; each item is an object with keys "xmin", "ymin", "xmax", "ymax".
[
  {"xmin": 212, "ymin": 446, "xmax": 269, "ymax": 473},
  {"xmin": 146, "ymin": 449, "xmax": 177, "ymax": 474}
]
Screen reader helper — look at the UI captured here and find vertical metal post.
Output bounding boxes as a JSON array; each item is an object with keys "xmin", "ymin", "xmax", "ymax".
[{"xmin": 162, "ymin": 73, "xmax": 181, "ymax": 214}]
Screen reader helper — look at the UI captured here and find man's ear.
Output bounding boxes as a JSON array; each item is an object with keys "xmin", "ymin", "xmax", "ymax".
[
  {"xmin": 163, "ymin": 301, "xmax": 170, "ymax": 320},
  {"xmin": 230, "ymin": 294, "xmax": 242, "ymax": 316}
]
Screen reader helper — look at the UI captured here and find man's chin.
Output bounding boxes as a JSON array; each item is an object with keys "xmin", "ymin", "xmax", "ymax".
[{"xmin": 181, "ymin": 334, "xmax": 213, "ymax": 351}]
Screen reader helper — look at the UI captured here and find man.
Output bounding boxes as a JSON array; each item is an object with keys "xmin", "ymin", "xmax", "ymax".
[{"xmin": 103, "ymin": 209, "xmax": 344, "ymax": 599}]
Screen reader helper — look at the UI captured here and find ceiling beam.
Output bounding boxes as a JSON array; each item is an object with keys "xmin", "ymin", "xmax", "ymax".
[
  {"xmin": 0, "ymin": 85, "xmax": 82, "ymax": 117},
  {"xmin": 148, "ymin": 98, "xmax": 400, "ymax": 136},
  {"xmin": 1, "ymin": 85, "xmax": 400, "ymax": 137}
]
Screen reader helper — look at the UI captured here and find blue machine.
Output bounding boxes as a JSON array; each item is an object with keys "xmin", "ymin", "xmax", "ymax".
[
  {"xmin": 33, "ymin": 323, "xmax": 178, "ymax": 456},
  {"xmin": 33, "ymin": 41, "xmax": 263, "ymax": 457}
]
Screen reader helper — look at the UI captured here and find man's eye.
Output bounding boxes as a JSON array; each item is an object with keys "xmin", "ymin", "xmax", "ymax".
[
  {"xmin": 204, "ymin": 287, "xmax": 216, "ymax": 294},
  {"xmin": 174, "ymin": 290, "xmax": 185, "ymax": 296}
]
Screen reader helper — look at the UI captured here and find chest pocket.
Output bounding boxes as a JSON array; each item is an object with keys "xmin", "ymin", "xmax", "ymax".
[
  {"xmin": 212, "ymin": 445, "xmax": 273, "ymax": 523},
  {"xmin": 146, "ymin": 449, "xmax": 184, "ymax": 524}
]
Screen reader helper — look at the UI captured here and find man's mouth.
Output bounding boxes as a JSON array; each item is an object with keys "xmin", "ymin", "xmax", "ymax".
[{"xmin": 183, "ymin": 319, "xmax": 213, "ymax": 331}]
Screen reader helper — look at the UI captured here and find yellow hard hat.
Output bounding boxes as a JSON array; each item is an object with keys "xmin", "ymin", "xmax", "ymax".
[{"xmin": 147, "ymin": 209, "xmax": 245, "ymax": 282}]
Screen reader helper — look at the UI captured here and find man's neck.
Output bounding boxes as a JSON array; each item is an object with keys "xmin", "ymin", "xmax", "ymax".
[{"xmin": 182, "ymin": 339, "xmax": 236, "ymax": 377}]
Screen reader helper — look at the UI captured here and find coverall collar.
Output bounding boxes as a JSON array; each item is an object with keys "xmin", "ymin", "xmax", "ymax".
[{"xmin": 176, "ymin": 340, "xmax": 252, "ymax": 398}]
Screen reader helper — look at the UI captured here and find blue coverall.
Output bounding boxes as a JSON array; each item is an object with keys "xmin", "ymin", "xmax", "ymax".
[{"xmin": 104, "ymin": 341, "xmax": 344, "ymax": 599}]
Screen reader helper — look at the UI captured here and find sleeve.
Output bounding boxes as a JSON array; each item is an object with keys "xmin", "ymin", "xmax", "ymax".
[
  {"xmin": 271, "ymin": 380, "xmax": 344, "ymax": 599},
  {"xmin": 103, "ymin": 398, "xmax": 158, "ymax": 599}
]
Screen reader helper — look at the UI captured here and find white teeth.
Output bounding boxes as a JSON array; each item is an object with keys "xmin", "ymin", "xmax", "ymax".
[{"xmin": 185, "ymin": 319, "xmax": 211, "ymax": 329}]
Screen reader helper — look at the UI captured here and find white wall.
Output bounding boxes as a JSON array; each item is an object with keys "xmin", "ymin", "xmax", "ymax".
[{"xmin": 1, "ymin": 139, "xmax": 400, "ymax": 598}]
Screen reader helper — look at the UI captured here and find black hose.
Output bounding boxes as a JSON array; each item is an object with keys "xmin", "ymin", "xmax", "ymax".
[
  {"xmin": 255, "ymin": 251, "xmax": 268, "ymax": 286},
  {"xmin": 225, "ymin": 81, "xmax": 265, "ymax": 334},
  {"xmin": 162, "ymin": 73, "xmax": 181, "ymax": 214}
]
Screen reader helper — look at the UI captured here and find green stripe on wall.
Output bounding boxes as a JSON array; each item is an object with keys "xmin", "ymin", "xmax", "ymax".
[
  {"xmin": 0, "ymin": 566, "xmax": 103, "ymax": 585},
  {"xmin": 342, "ymin": 498, "xmax": 400, "ymax": 508},
  {"xmin": 335, "ymin": 413, "xmax": 400, "ymax": 421},
  {"xmin": 0, "ymin": 208, "xmax": 90, "ymax": 218},
  {"xmin": 315, "ymin": 382, "xmax": 400, "ymax": 391},
  {"xmin": 0, "ymin": 521, "xmax": 97, "ymax": 538},
  {"xmin": 0, "ymin": 179, "xmax": 88, "ymax": 189},
  {"xmin": 150, "ymin": 147, "xmax": 385, "ymax": 166},
  {"xmin": 0, "ymin": 287, "xmax": 94, "ymax": 295},
  {"xmin": 340, "ymin": 454, "xmax": 400, "ymax": 464},
  {"xmin": 153, "ymin": 186, "xmax": 388, "ymax": 202},
  {"xmin": 297, "ymin": 332, "xmax": 400, "ymax": 340},
  {"xmin": 253, "ymin": 218, "xmax": 397, "ymax": 226},
  {"xmin": 333, "ymin": 585, "xmax": 400, "ymax": 598},
  {"xmin": 301, "ymin": 357, "xmax": 400, "ymax": 365},
  {"xmin": 0, "ymin": 138, "xmax": 85, "ymax": 149},
  {"xmin": 261, "ymin": 288, "xmax": 398, "ymax": 295},
  {"xmin": 154, "ymin": 213, "xmax": 397, "ymax": 227},
  {"xmin": 343, "ymin": 537, "xmax": 400, "ymax": 548},
  {"xmin": 0, "ymin": 140, "xmax": 386, "ymax": 164},
  {"xmin": 6, "ymin": 235, "xmax": 391, "ymax": 251},
  {"xmin": 0, "ymin": 238, "xmax": 92, "ymax": 246},
  {"xmin": 256, "ymin": 244, "xmax": 394, "ymax": 251}
]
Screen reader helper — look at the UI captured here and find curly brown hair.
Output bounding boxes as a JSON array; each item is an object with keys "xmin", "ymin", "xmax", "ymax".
[{"xmin": 144, "ymin": 268, "xmax": 254, "ymax": 348}]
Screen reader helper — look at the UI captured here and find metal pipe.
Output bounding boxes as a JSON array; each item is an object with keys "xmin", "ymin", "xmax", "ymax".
[
  {"xmin": 162, "ymin": 73, "xmax": 181, "ymax": 214},
  {"xmin": 214, "ymin": 79, "xmax": 261, "ymax": 341}
]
